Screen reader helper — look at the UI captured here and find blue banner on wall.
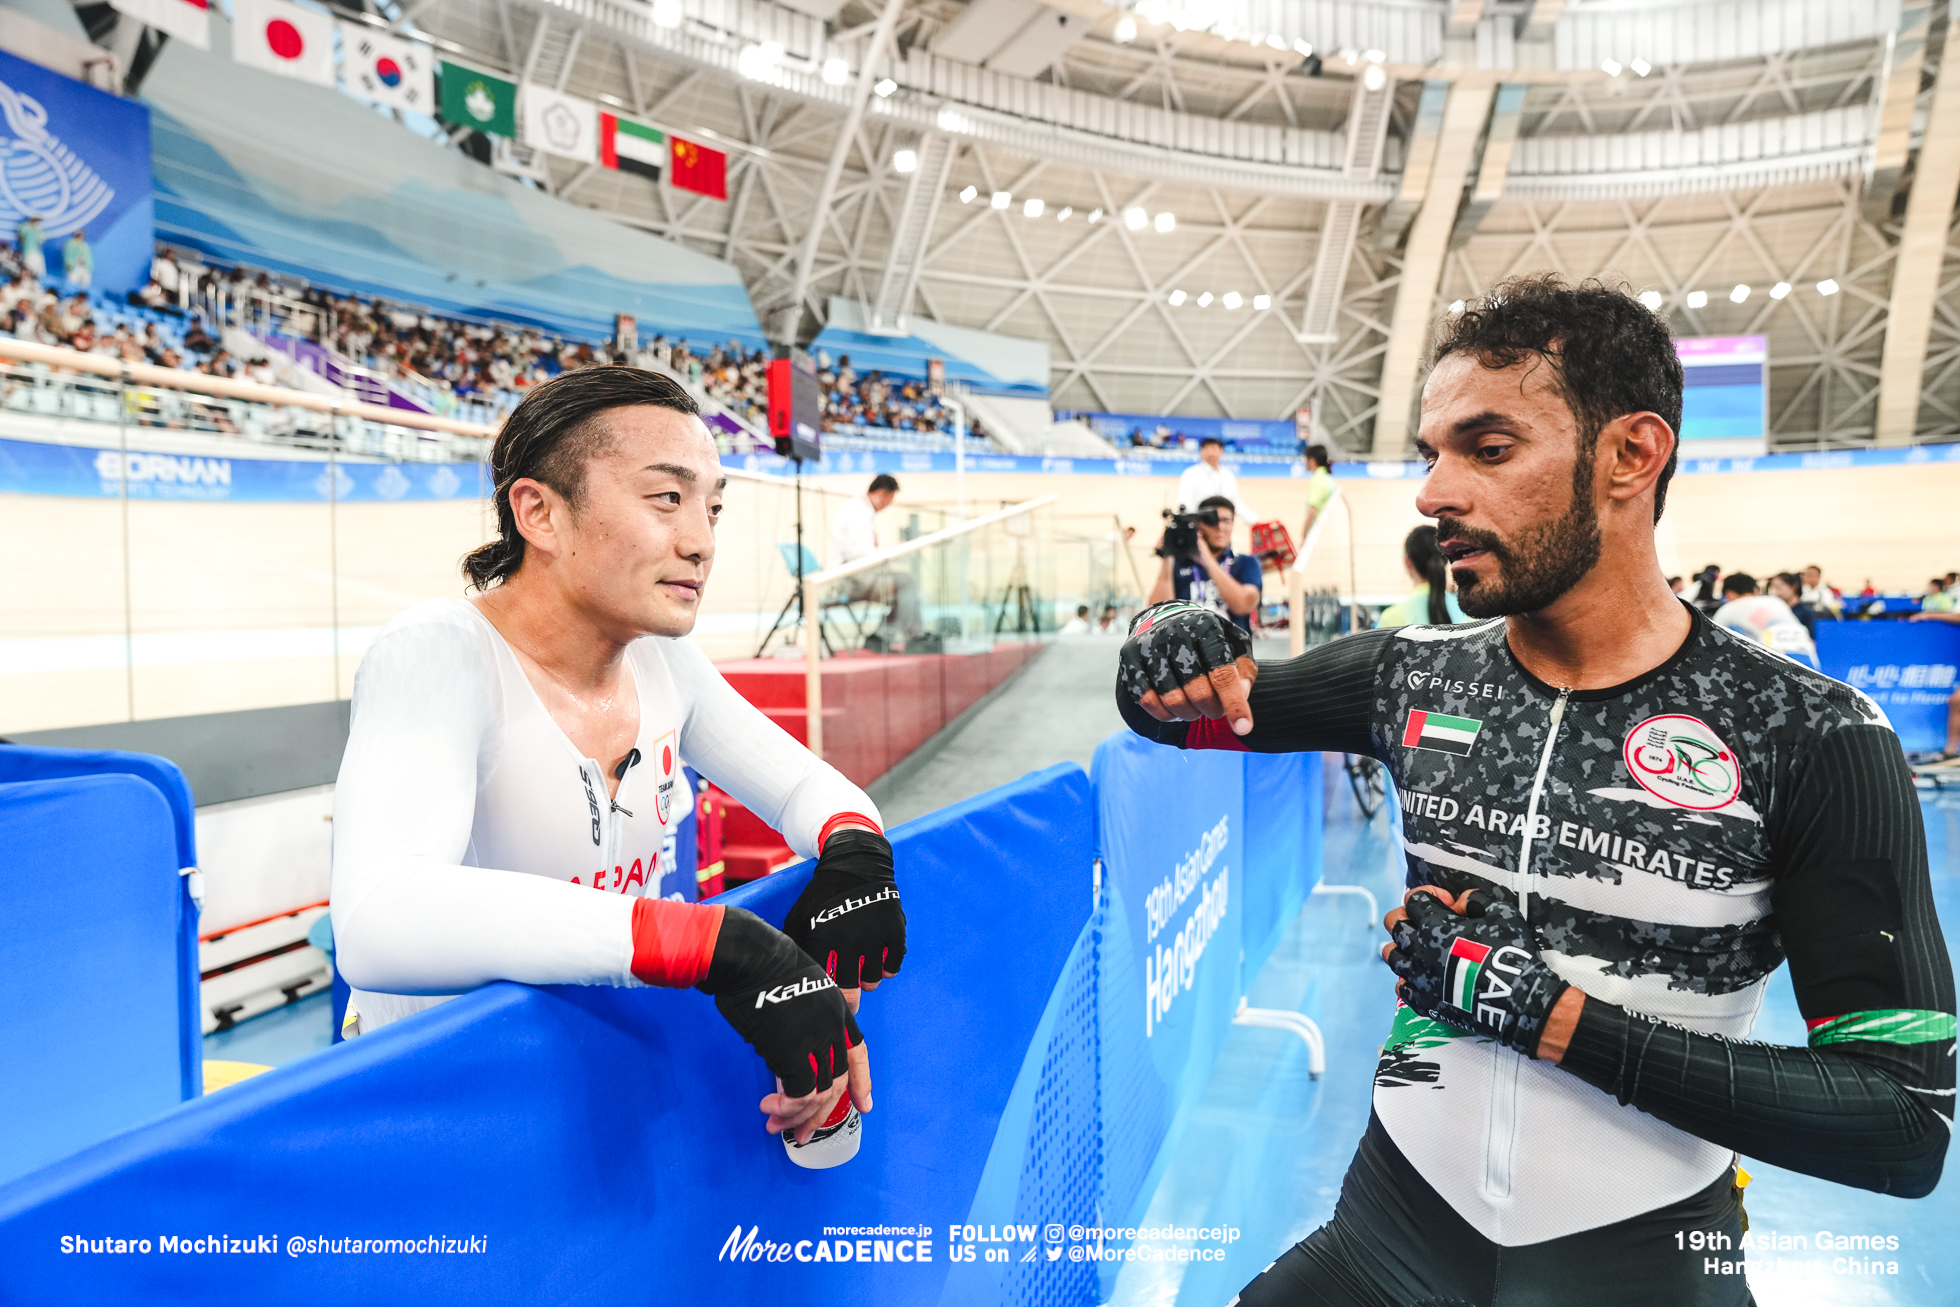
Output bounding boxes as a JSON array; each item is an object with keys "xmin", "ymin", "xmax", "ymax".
[
  {"xmin": 0, "ymin": 435, "xmax": 487, "ymax": 503},
  {"xmin": 0, "ymin": 50, "xmax": 153, "ymax": 294},
  {"xmin": 1814, "ymin": 621, "xmax": 1960, "ymax": 753}
]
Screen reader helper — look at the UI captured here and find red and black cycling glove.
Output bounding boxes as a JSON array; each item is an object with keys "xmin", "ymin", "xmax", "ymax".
[{"xmin": 783, "ymin": 825, "xmax": 906, "ymax": 989}]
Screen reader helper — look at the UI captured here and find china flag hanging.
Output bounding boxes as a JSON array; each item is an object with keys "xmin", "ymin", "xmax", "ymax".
[
  {"xmin": 669, "ymin": 136, "xmax": 727, "ymax": 201},
  {"xmin": 232, "ymin": 0, "xmax": 335, "ymax": 85}
]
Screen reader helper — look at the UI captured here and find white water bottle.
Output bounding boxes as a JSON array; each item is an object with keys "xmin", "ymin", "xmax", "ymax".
[{"xmin": 783, "ymin": 1092, "xmax": 861, "ymax": 1169}]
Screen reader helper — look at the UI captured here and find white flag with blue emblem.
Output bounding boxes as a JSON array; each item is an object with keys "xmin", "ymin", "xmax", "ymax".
[{"xmin": 336, "ymin": 22, "xmax": 433, "ymax": 113}]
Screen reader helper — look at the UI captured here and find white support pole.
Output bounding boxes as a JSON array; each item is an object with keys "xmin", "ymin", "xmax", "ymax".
[{"xmin": 781, "ymin": 0, "xmax": 906, "ymax": 337}]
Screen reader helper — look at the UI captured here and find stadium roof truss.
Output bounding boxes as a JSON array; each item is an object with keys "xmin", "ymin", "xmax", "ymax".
[{"xmin": 397, "ymin": 0, "xmax": 1960, "ymax": 453}]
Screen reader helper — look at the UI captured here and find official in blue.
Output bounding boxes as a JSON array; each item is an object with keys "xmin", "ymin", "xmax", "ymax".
[{"xmin": 1148, "ymin": 494, "xmax": 1262, "ymax": 632}]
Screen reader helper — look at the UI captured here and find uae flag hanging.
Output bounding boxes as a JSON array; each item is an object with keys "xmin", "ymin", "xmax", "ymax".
[
  {"xmin": 669, "ymin": 136, "xmax": 728, "ymax": 201},
  {"xmin": 600, "ymin": 113, "xmax": 665, "ymax": 182}
]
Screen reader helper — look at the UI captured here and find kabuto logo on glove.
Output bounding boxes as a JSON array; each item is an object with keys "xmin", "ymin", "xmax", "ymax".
[
  {"xmin": 807, "ymin": 885, "xmax": 901, "ymax": 929},
  {"xmin": 753, "ymin": 974, "xmax": 839, "ymax": 1008}
]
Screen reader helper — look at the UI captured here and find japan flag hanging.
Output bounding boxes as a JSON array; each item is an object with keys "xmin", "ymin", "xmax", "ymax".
[
  {"xmin": 231, "ymin": 0, "xmax": 334, "ymax": 86},
  {"xmin": 336, "ymin": 21, "xmax": 432, "ymax": 112}
]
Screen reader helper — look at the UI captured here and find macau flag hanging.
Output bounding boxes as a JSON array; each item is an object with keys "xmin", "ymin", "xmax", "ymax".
[{"xmin": 437, "ymin": 61, "xmax": 516, "ymax": 139}]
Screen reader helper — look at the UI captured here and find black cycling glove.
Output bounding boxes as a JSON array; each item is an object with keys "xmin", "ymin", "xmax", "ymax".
[
  {"xmin": 782, "ymin": 828, "xmax": 906, "ymax": 988},
  {"xmin": 1118, "ymin": 600, "xmax": 1254, "ymax": 709},
  {"xmin": 699, "ymin": 906, "xmax": 861, "ymax": 1097},
  {"xmin": 1387, "ymin": 887, "xmax": 1570, "ymax": 1058}
]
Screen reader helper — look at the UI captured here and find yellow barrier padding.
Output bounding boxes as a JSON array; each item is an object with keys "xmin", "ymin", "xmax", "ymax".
[{"xmin": 202, "ymin": 1060, "xmax": 274, "ymax": 1093}]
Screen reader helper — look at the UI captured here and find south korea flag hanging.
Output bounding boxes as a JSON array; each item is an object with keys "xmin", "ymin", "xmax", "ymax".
[{"xmin": 337, "ymin": 21, "xmax": 434, "ymax": 113}]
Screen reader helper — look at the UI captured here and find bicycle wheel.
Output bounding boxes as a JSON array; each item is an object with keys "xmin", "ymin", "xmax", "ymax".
[{"xmin": 1345, "ymin": 755, "xmax": 1385, "ymax": 820}]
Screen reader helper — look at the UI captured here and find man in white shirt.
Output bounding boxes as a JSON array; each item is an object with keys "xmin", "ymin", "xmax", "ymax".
[
  {"xmin": 1175, "ymin": 437, "xmax": 1246, "ymax": 526},
  {"xmin": 830, "ymin": 474, "xmax": 924, "ymax": 650}
]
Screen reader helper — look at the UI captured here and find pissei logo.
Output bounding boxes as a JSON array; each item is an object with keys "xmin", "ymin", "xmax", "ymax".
[{"xmin": 1622, "ymin": 713, "xmax": 1743, "ymax": 811}]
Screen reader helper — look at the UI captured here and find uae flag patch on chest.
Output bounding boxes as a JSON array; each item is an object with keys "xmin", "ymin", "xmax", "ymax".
[{"xmin": 1402, "ymin": 709, "xmax": 1483, "ymax": 756}]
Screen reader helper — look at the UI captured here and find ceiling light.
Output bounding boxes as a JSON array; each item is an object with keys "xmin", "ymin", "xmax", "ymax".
[
  {"xmin": 1730, "ymin": 283, "xmax": 1750, "ymax": 303},
  {"xmin": 1769, "ymin": 281, "xmax": 1791, "ymax": 300},
  {"xmin": 959, "ymin": 185, "xmax": 977, "ymax": 203},
  {"xmin": 1293, "ymin": 39, "xmax": 1313, "ymax": 56},
  {"xmin": 892, "ymin": 149, "xmax": 917, "ymax": 173},
  {"xmin": 991, "ymin": 191, "xmax": 1012, "ymax": 210},
  {"xmin": 821, "ymin": 57, "xmax": 849, "ymax": 85},
  {"xmin": 1817, "ymin": 278, "xmax": 1840, "ymax": 296},
  {"xmin": 1057, "ymin": 206, "xmax": 1073, "ymax": 221},
  {"xmin": 1362, "ymin": 64, "xmax": 1387, "ymax": 91},
  {"xmin": 1447, "ymin": 299, "xmax": 1465, "ymax": 314},
  {"xmin": 1196, "ymin": 291, "xmax": 1213, "ymax": 307},
  {"xmin": 1338, "ymin": 47, "xmax": 1358, "ymax": 65},
  {"xmin": 1630, "ymin": 58, "xmax": 1651, "ymax": 76},
  {"xmin": 1252, "ymin": 293, "xmax": 1271, "ymax": 310},
  {"xmin": 736, "ymin": 42, "xmax": 782, "ymax": 79},
  {"xmin": 873, "ymin": 77, "xmax": 897, "ymax": 97},
  {"xmin": 1114, "ymin": 15, "xmax": 1137, "ymax": 42},
  {"xmin": 1154, "ymin": 211, "xmax": 1175, "ymax": 233},
  {"xmin": 1638, "ymin": 289, "xmax": 1663, "ymax": 310},
  {"xmin": 1363, "ymin": 48, "xmax": 1384, "ymax": 63},
  {"xmin": 651, "ymin": 0, "xmax": 681, "ymax": 27},
  {"xmin": 1601, "ymin": 58, "xmax": 1622, "ymax": 76},
  {"xmin": 1125, "ymin": 206, "xmax": 1148, "ymax": 230},
  {"xmin": 1686, "ymin": 290, "xmax": 1708, "ymax": 308},
  {"xmin": 935, "ymin": 107, "xmax": 971, "ymax": 133},
  {"xmin": 1088, "ymin": 207, "xmax": 1104, "ymax": 224},
  {"xmin": 1168, "ymin": 289, "xmax": 1187, "ymax": 306},
  {"xmin": 1222, "ymin": 291, "xmax": 1243, "ymax": 309},
  {"xmin": 1265, "ymin": 34, "xmax": 1286, "ymax": 50},
  {"xmin": 1024, "ymin": 197, "xmax": 1045, "ymax": 217}
]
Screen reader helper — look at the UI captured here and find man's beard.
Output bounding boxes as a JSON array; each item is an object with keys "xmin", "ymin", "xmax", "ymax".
[{"xmin": 1438, "ymin": 480, "xmax": 1602, "ymax": 619}]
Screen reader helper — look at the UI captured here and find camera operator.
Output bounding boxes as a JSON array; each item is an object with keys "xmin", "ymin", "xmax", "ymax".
[{"xmin": 1147, "ymin": 495, "xmax": 1262, "ymax": 632}]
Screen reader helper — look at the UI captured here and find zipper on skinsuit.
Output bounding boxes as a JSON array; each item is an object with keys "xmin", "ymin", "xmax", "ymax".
[{"xmin": 1483, "ymin": 684, "xmax": 1571, "ymax": 1203}]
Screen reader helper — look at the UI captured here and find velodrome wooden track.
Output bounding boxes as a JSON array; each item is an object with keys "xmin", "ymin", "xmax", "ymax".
[{"xmin": 3, "ymin": 460, "xmax": 1955, "ymax": 734}]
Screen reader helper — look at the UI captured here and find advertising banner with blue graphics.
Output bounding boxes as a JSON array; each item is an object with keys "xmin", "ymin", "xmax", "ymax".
[
  {"xmin": 0, "ymin": 49, "xmax": 153, "ymax": 293},
  {"xmin": 729, "ymin": 438, "xmax": 1960, "ymax": 483},
  {"xmin": 1059, "ymin": 410, "xmax": 1300, "ymax": 453},
  {"xmin": 1241, "ymin": 752, "xmax": 1324, "ymax": 984},
  {"xmin": 1092, "ymin": 732, "xmax": 1246, "ymax": 1272},
  {"xmin": 0, "ymin": 435, "xmax": 487, "ymax": 503},
  {"xmin": 1815, "ymin": 621, "xmax": 1960, "ymax": 753},
  {"xmin": 0, "ymin": 766, "xmax": 1100, "ymax": 1304}
]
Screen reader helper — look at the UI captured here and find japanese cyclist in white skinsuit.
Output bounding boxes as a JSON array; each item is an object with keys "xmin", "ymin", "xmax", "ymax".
[
  {"xmin": 1117, "ymin": 276, "xmax": 1953, "ymax": 1306},
  {"xmin": 330, "ymin": 367, "xmax": 908, "ymax": 1145}
]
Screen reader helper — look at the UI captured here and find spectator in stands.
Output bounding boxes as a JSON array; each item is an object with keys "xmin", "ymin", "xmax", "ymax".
[
  {"xmin": 61, "ymin": 228, "xmax": 90, "ymax": 291},
  {"xmin": 1925, "ymin": 578, "xmax": 1956, "ymax": 613},
  {"xmin": 1148, "ymin": 494, "xmax": 1262, "ymax": 634},
  {"xmin": 14, "ymin": 214, "xmax": 42, "ymax": 280},
  {"xmin": 1376, "ymin": 525, "xmax": 1469, "ymax": 629},
  {"xmin": 1769, "ymin": 572, "xmax": 1818, "ymax": 637},
  {"xmin": 1800, "ymin": 564, "xmax": 1840, "ymax": 617},
  {"xmin": 1176, "ymin": 436, "xmax": 1245, "ymax": 522},
  {"xmin": 1098, "ymin": 604, "xmax": 1119, "ymax": 632},
  {"xmin": 1685, "ymin": 563, "xmax": 1723, "ymax": 614},
  {"xmin": 1059, "ymin": 605, "xmax": 1092, "ymax": 635},
  {"xmin": 831, "ymin": 473, "xmax": 925, "ymax": 652},
  {"xmin": 1713, "ymin": 572, "xmax": 1818, "ymax": 668},
  {"xmin": 1299, "ymin": 444, "xmax": 1335, "ymax": 545},
  {"xmin": 1667, "ymin": 576, "xmax": 1685, "ymax": 595}
]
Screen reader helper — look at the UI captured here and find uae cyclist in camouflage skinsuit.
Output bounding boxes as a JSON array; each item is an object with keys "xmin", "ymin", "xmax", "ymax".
[{"xmin": 1116, "ymin": 275, "xmax": 1954, "ymax": 1307}]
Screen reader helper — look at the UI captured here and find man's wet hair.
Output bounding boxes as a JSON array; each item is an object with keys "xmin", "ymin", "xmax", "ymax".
[{"xmin": 1430, "ymin": 273, "xmax": 1684, "ymax": 522}]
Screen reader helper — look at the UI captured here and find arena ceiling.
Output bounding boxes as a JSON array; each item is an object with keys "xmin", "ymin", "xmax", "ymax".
[{"xmin": 382, "ymin": 0, "xmax": 1960, "ymax": 453}]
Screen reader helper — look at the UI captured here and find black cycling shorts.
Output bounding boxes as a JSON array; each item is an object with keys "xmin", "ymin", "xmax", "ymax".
[{"xmin": 1232, "ymin": 1115, "xmax": 1755, "ymax": 1307}]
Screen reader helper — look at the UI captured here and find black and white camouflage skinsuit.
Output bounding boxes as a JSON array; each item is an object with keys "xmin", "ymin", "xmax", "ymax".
[{"xmin": 1118, "ymin": 607, "xmax": 1954, "ymax": 1306}]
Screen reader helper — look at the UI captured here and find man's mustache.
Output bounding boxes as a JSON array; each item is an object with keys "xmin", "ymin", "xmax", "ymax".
[{"xmin": 1435, "ymin": 518, "xmax": 1508, "ymax": 560}]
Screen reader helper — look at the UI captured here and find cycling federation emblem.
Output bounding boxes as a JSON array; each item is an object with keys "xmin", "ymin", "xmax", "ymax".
[{"xmin": 1622, "ymin": 713, "xmax": 1742, "ymax": 811}]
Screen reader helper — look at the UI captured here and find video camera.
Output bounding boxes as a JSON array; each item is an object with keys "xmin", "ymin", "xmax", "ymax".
[{"xmin": 1159, "ymin": 507, "xmax": 1220, "ymax": 561}]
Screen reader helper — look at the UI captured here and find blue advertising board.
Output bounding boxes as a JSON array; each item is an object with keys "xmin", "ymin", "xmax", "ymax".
[
  {"xmin": 0, "ymin": 49, "xmax": 153, "ymax": 293},
  {"xmin": 1814, "ymin": 621, "xmax": 1960, "ymax": 753},
  {"xmin": 0, "ymin": 435, "xmax": 488, "ymax": 503}
]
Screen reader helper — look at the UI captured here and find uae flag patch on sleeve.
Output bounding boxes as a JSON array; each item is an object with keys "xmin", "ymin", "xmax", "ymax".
[{"xmin": 1402, "ymin": 709, "xmax": 1483, "ymax": 756}]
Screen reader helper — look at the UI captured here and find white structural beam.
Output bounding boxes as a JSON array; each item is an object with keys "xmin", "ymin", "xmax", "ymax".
[
  {"xmin": 1301, "ymin": 74, "xmax": 1394, "ymax": 342},
  {"xmin": 1876, "ymin": 13, "xmax": 1960, "ymax": 445},
  {"xmin": 1371, "ymin": 81, "xmax": 1495, "ymax": 456},
  {"xmin": 779, "ymin": 0, "xmax": 906, "ymax": 341},
  {"xmin": 1864, "ymin": 1, "xmax": 1932, "ymax": 224},
  {"xmin": 869, "ymin": 133, "xmax": 957, "ymax": 332}
]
